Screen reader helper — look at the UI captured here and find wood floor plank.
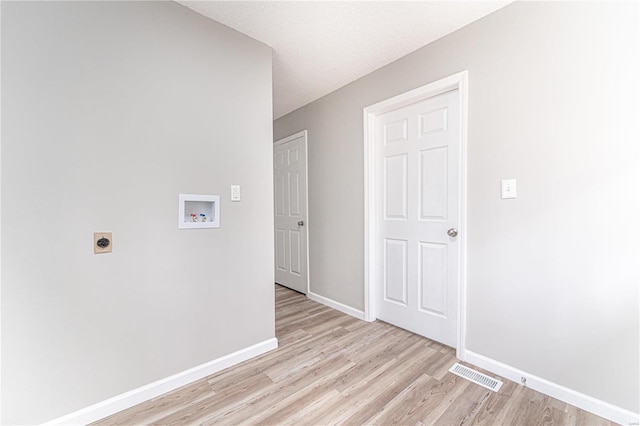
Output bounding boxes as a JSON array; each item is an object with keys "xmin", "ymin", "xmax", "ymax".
[
  {"xmin": 208, "ymin": 353, "xmax": 355, "ymax": 425},
  {"xmin": 431, "ymin": 379, "xmax": 492, "ymax": 425},
  {"xmin": 96, "ymin": 379, "xmax": 215, "ymax": 426},
  {"xmin": 366, "ymin": 373, "xmax": 438, "ymax": 425},
  {"xmin": 301, "ymin": 355, "xmax": 408, "ymax": 425},
  {"xmin": 490, "ymin": 382, "xmax": 531, "ymax": 425},
  {"xmin": 468, "ymin": 377, "xmax": 518, "ymax": 425},
  {"xmin": 338, "ymin": 344, "xmax": 447, "ymax": 425},
  {"xmin": 246, "ymin": 359, "xmax": 353, "ymax": 426},
  {"xmin": 152, "ymin": 373, "xmax": 274, "ymax": 425},
  {"xmin": 333, "ymin": 337, "xmax": 431, "ymax": 393},
  {"xmin": 405, "ymin": 374, "xmax": 473, "ymax": 425},
  {"xmin": 298, "ymin": 339, "xmax": 435, "ymax": 426},
  {"xmin": 93, "ymin": 284, "xmax": 615, "ymax": 426}
]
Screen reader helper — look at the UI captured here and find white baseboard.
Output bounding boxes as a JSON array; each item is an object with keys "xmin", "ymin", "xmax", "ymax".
[
  {"xmin": 463, "ymin": 350, "xmax": 639, "ymax": 426},
  {"xmin": 307, "ymin": 291, "xmax": 365, "ymax": 321},
  {"xmin": 43, "ymin": 338, "xmax": 278, "ymax": 425}
]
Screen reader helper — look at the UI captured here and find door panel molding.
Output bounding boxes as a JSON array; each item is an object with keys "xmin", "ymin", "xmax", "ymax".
[{"xmin": 363, "ymin": 71, "xmax": 468, "ymax": 359}]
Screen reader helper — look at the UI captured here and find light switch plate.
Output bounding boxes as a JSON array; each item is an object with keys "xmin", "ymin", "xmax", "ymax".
[
  {"xmin": 501, "ymin": 179, "xmax": 517, "ymax": 199},
  {"xmin": 94, "ymin": 232, "xmax": 112, "ymax": 254},
  {"xmin": 230, "ymin": 185, "xmax": 241, "ymax": 202}
]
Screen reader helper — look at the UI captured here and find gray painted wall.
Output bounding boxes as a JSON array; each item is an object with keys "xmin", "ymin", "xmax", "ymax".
[
  {"xmin": 274, "ymin": 1, "xmax": 639, "ymax": 413},
  {"xmin": 1, "ymin": 2, "xmax": 274, "ymax": 423}
]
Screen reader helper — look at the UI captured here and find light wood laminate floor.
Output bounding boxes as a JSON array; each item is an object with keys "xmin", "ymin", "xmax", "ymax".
[{"xmin": 95, "ymin": 285, "xmax": 614, "ymax": 425}]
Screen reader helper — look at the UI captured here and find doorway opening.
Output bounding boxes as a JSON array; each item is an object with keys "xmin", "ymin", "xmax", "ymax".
[{"xmin": 274, "ymin": 130, "xmax": 310, "ymax": 295}]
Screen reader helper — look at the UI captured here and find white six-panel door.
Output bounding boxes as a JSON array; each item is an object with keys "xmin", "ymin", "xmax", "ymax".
[
  {"xmin": 274, "ymin": 131, "xmax": 308, "ymax": 294},
  {"xmin": 376, "ymin": 90, "xmax": 460, "ymax": 347}
]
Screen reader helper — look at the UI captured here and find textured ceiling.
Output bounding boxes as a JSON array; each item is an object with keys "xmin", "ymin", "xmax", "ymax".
[{"xmin": 177, "ymin": 1, "xmax": 513, "ymax": 119}]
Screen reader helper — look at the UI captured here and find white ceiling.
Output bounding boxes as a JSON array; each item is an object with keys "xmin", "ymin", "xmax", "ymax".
[{"xmin": 177, "ymin": 1, "xmax": 513, "ymax": 119}]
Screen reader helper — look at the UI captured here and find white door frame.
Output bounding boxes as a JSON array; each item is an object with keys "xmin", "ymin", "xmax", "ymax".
[
  {"xmin": 363, "ymin": 71, "xmax": 468, "ymax": 359},
  {"xmin": 274, "ymin": 130, "xmax": 310, "ymax": 294}
]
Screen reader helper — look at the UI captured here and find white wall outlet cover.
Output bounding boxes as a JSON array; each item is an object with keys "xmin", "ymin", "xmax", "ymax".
[
  {"xmin": 230, "ymin": 185, "xmax": 241, "ymax": 202},
  {"xmin": 501, "ymin": 179, "xmax": 517, "ymax": 199}
]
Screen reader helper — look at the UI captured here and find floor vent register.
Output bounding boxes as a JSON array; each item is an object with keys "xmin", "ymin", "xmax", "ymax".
[{"xmin": 449, "ymin": 363, "xmax": 503, "ymax": 392}]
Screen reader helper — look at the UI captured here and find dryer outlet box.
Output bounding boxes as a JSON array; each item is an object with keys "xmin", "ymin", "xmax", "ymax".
[{"xmin": 94, "ymin": 232, "xmax": 113, "ymax": 254}]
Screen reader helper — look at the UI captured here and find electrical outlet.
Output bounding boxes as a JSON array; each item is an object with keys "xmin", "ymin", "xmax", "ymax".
[
  {"xmin": 94, "ymin": 232, "xmax": 112, "ymax": 254},
  {"xmin": 230, "ymin": 185, "xmax": 241, "ymax": 202}
]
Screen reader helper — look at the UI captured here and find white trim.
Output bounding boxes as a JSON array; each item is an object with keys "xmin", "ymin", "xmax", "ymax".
[
  {"xmin": 363, "ymin": 107, "xmax": 376, "ymax": 323},
  {"xmin": 42, "ymin": 338, "xmax": 278, "ymax": 426},
  {"xmin": 0, "ymin": 3, "xmax": 3, "ymax": 418},
  {"xmin": 363, "ymin": 71, "xmax": 469, "ymax": 360},
  {"xmin": 465, "ymin": 350, "xmax": 640, "ymax": 425},
  {"xmin": 457, "ymin": 72, "xmax": 469, "ymax": 358},
  {"xmin": 274, "ymin": 130, "xmax": 310, "ymax": 295},
  {"xmin": 308, "ymin": 291, "xmax": 365, "ymax": 321},
  {"xmin": 273, "ymin": 129, "xmax": 307, "ymax": 147}
]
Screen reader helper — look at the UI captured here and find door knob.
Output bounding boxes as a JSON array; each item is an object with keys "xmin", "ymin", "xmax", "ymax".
[
  {"xmin": 447, "ymin": 228, "xmax": 458, "ymax": 237},
  {"xmin": 298, "ymin": 221, "xmax": 304, "ymax": 226}
]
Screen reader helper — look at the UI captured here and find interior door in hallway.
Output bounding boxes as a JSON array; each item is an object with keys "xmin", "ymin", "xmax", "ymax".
[
  {"xmin": 376, "ymin": 90, "xmax": 460, "ymax": 347},
  {"xmin": 274, "ymin": 131, "xmax": 309, "ymax": 294}
]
